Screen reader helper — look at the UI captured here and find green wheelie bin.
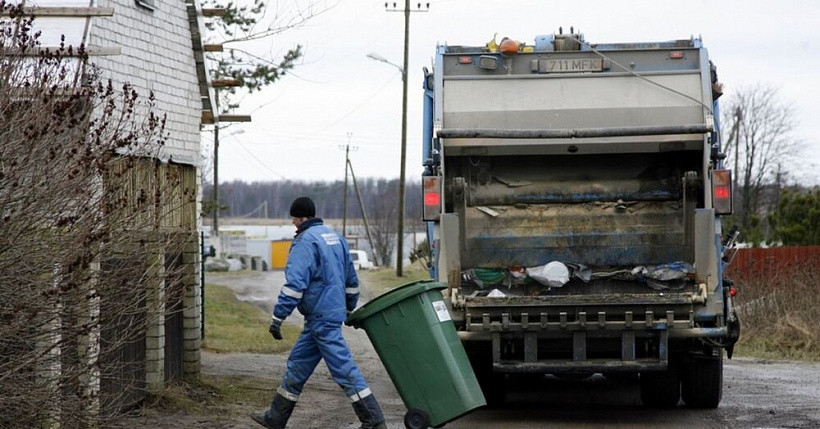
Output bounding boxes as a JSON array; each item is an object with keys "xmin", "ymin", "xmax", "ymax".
[{"xmin": 346, "ymin": 280, "xmax": 485, "ymax": 429}]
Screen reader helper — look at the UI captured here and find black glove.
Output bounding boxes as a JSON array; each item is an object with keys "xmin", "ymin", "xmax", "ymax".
[{"xmin": 269, "ymin": 318, "xmax": 283, "ymax": 340}]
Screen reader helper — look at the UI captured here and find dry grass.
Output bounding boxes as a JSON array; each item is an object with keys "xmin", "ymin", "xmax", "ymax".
[
  {"xmin": 202, "ymin": 283, "xmax": 298, "ymax": 354},
  {"xmin": 357, "ymin": 263, "xmax": 433, "ymax": 296},
  {"xmin": 733, "ymin": 265, "xmax": 820, "ymax": 361},
  {"xmin": 132, "ymin": 374, "xmax": 272, "ymax": 423}
]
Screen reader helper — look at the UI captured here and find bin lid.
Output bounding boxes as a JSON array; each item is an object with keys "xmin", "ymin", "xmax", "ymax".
[{"xmin": 346, "ymin": 280, "xmax": 447, "ymax": 327}]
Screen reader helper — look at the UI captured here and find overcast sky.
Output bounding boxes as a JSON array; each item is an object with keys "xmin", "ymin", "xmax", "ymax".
[{"xmin": 210, "ymin": 0, "xmax": 820, "ymax": 185}]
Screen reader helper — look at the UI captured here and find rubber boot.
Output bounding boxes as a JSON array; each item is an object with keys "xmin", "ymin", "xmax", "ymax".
[
  {"xmin": 352, "ymin": 393, "xmax": 387, "ymax": 429},
  {"xmin": 250, "ymin": 393, "xmax": 296, "ymax": 429}
]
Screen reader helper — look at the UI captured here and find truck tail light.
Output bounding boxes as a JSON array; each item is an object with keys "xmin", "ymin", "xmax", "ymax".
[
  {"xmin": 713, "ymin": 169, "xmax": 733, "ymax": 215},
  {"xmin": 423, "ymin": 176, "xmax": 441, "ymax": 221}
]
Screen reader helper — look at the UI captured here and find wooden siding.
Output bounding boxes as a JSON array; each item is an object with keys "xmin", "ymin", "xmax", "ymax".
[{"xmin": 724, "ymin": 246, "xmax": 820, "ymax": 280}]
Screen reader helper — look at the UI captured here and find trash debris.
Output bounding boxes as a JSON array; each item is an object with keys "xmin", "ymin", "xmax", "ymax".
[
  {"xmin": 462, "ymin": 268, "xmax": 506, "ymax": 289},
  {"xmin": 461, "ymin": 269, "xmax": 484, "ymax": 289},
  {"xmin": 591, "ymin": 268, "xmax": 634, "ymax": 280},
  {"xmin": 565, "ymin": 263, "xmax": 592, "ymax": 282},
  {"xmin": 476, "ymin": 206, "xmax": 500, "ymax": 217},
  {"xmin": 473, "ymin": 268, "xmax": 506, "ymax": 286},
  {"xmin": 509, "ymin": 266, "xmax": 527, "ymax": 279},
  {"xmin": 487, "ymin": 289, "xmax": 506, "ymax": 298},
  {"xmin": 493, "ymin": 176, "xmax": 532, "ymax": 188},
  {"xmin": 632, "ymin": 261, "xmax": 694, "ymax": 281},
  {"xmin": 460, "ymin": 261, "xmax": 693, "ymax": 295},
  {"xmin": 526, "ymin": 261, "xmax": 570, "ymax": 287}
]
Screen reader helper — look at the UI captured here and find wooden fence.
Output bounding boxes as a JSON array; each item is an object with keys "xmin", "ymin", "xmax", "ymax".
[{"xmin": 724, "ymin": 246, "xmax": 820, "ymax": 280}]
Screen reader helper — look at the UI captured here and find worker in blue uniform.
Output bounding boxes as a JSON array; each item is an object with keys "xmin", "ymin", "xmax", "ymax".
[{"xmin": 251, "ymin": 197, "xmax": 386, "ymax": 429}]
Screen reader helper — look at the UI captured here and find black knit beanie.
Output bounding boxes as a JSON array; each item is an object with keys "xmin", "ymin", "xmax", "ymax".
[{"xmin": 289, "ymin": 196, "xmax": 316, "ymax": 218}]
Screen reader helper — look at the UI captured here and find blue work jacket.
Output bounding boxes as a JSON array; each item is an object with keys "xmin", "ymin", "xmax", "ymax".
[{"xmin": 273, "ymin": 218, "xmax": 359, "ymax": 323}]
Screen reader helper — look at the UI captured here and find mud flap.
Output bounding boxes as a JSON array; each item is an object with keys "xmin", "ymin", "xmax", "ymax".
[{"xmin": 726, "ymin": 309, "xmax": 740, "ymax": 359}]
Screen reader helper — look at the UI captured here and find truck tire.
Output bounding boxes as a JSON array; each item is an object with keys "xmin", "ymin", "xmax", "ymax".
[
  {"xmin": 640, "ymin": 370, "xmax": 680, "ymax": 408},
  {"xmin": 464, "ymin": 342, "xmax": 506, "ymax": 407},
  {"xmin": 681, "ymin": 354, "xmax": 723, "ymax": 408},
  {"xmin": 477, "ymin": 371, "xmax": 506, "ymax": 407}
]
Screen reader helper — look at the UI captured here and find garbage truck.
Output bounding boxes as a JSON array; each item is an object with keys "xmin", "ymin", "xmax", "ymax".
[{"xmin": 420, "ymin": 30, "xmax": 740, "ymax": 408}]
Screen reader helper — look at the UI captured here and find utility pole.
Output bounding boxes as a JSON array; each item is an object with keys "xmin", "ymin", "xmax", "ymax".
[
  {"xmin": 348, "ymin": 159, "xmax": 379, "ymax": 267},
  {"xmin": 385, "ymin": 0, "xmax": 429, "ymax": 276},
  {"xmin": 206, "ymin": 74, "xmax": 249, "ymax": 255},
  {"xmin": 342, "ymin": 132, "xmax": 352, "ymax": 237},
  {"xmin": 212, "ymin": 90, "xmax": 220, "ymax": 241}
]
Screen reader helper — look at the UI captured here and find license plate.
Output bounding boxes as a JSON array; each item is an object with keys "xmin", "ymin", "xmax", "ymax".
[{"xmin": 539, "ymin": 58, "xmax": 604, "ymax": 73}]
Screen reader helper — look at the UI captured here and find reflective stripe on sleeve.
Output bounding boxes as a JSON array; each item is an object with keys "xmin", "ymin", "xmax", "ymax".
[
  {"xmin": 277, "ymin": 387, "xmax": 299, "ymax": 402},
  {"xmin": 345, "ymin": 287, "xmax": 360, "ymax": 295},
  {"xmin": 349, "ymin": 387, "xmax": 372, "ymax": 402},
  {"xmin": 280, "ymin": 286, "xmax": 303, "ymax": 299}
]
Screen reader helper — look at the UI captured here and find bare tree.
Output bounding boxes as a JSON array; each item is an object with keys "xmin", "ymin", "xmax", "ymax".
[
  {"xmin": 0, "ymin": 4, "xmax": 192, "ymax": 426},
  {"xmin": 202, "ymin": 0, "xmax": 335, "ymax": 111},
  {"xmin": 369, "ymin": 186, "xmax": 398, "ymax": 268},
  {"xmin": 721, "ymin": 84, "xmax": 801, "ymax": 233}
]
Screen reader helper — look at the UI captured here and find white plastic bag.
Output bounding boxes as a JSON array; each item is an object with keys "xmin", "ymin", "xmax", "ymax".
[{"xmin": 526, "ymin": 261, "xmax": 570, "ymax": 288}]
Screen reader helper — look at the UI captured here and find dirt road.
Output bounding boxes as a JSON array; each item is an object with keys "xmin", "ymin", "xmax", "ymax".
[{"xmin": 141, "ymin": 271, "xmax": 820, "ymax": 428}]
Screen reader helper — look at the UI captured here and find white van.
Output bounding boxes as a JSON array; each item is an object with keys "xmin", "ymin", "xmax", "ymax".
[{"xmin": 349, "ymin": 249, "xmax": 374, "ymax": 270}]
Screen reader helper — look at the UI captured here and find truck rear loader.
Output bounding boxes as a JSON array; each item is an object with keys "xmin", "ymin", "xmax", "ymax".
[{"xmin": 420, "ymin": 30, "xmax": 740, "ymax": 408}]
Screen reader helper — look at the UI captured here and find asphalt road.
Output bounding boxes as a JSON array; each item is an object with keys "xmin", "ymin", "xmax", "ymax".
[{"xmin": 205, "ymin": 271, "xmax": 820, "ymax": 429}]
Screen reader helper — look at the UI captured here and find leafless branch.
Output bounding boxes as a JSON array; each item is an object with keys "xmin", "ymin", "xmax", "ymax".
[{"xmin": 1, "ymin": 4, "xmax": 194, "ymax": 426}]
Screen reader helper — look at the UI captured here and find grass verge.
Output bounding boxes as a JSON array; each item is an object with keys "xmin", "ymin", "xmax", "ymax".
[
  {"xmin": 358, "ymin": 262, "xmax": 433, "ymax": 296},
  {"xmin": 203, "ymin": 283, "xmax": 299, "ymax": 354},
  {"xmin": 200, "ymin": 374, "xmax": 272, "ymax": 408}
]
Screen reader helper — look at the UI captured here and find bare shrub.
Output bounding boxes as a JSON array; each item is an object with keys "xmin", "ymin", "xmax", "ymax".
[
  {"xmin": 733, "ymin": 263, "xmax": 820, "ymax": 360},
  {"xmin": 0, "ymin": 3, "xmax": 194, "ymax": 426}
]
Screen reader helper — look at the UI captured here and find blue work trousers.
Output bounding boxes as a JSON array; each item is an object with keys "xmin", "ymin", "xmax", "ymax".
[{"xmin": 279, "ymin": 319, "xmax": 369, "ymax": 400}]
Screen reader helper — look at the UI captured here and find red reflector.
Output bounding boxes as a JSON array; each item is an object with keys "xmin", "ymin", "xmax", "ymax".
[
  {"xmin": 669, "ymin": 51, "xmax": 684, "ymax": 59},
  {"xmin": 458, "ymin": 56, "xmax": 472, "ymax": 64},
  {"xmin": 729, "ymin": 287, "xmax": 737, "ymax": 297},
  {"xmin": 422, "ymin": 176, "xmax": 441, "ymax": 221},
  {"xmin": 713, "ymin": 169, "xmax": 733, "ymax": 215}
]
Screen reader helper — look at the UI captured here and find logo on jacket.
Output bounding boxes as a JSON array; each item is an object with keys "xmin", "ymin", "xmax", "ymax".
[{"xmin": 321, "ymin": 233, "xmax": 340, "ymax": 246}]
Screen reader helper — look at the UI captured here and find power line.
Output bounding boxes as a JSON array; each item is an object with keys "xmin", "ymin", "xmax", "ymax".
[
  {"xmin": 234, "ymin": 140, "xmax": 288, "ymax": 179},
  {"xmin": 251, "ymin": 71, "xmax": 401, "ymax": 146},
  {"xmin": 234, "ymin": 200, "xmax": 268, "ymax": 218},
  {"xmin": 239, "ymin": 130, "xmax": 415, "ymax": 146}
]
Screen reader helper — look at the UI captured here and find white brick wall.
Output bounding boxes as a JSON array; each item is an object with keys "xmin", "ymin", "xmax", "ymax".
[
  {"xmin": 89, "ymin": 0, "xmax": 201, "ymax": 166},
  {"xmin": 36, "ymin": 0, "xmax": 205, "ymax": 391},
  {"xmin": 86, "ymin": 0, "xmax": 204, "ymax": 383}
]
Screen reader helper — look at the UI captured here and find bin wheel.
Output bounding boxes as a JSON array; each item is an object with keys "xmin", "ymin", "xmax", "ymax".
[{"xmin": 404, "ymin": 408, "xmax": 430, "ymax": 429}]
